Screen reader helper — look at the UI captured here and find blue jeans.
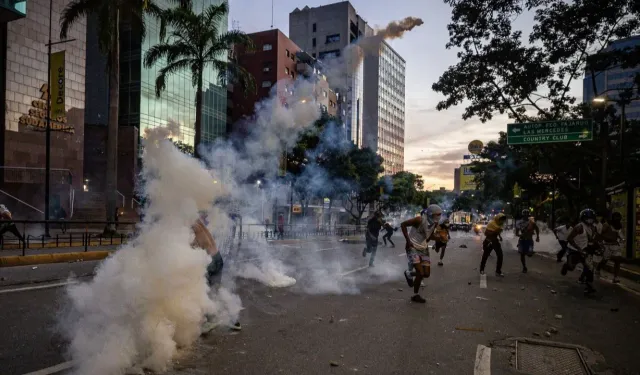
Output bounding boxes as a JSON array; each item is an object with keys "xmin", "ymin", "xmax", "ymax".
[{"xmin": 206, "ymin": 252, "xmax": 224, "ymax": 287}]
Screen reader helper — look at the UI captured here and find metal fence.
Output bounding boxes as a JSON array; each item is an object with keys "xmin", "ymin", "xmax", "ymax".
[
  {"xmin": 0, "ymin": 220, "xmax": 367, "ymax": 256},
  {"xmin": 238, "ymin": 224, "xmax": 365, "ymax": 241},
  {"xmin": 0, "ymin": 220, "xmax": 137, "ymax": 255}
]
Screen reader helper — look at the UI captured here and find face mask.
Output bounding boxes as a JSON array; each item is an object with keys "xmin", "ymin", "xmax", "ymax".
[{"xmin": 586, "ymin": 219, "xmax": 594, "ymax": 225}]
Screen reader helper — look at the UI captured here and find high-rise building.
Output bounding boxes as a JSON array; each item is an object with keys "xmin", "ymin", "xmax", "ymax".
[
  {"xmin": 453, "ymin": 167, "xmax": 461, "ymax": 194},
  {"xmin": 86, "ymin": 0, "xmax": 228, "ymax": 145},
  {"xmin": 230, "ymin": 29, "xmax": 338, "ymax": 130},
  {"xmin": 289, "ymin": 1, "xmax": 373, "ymax": 147},
  {"xmin": 583, "ymin": 35, "xmax": 640, "ymax": 121},
  {"xmin": 364, "ymin": 40, "xmax": 405, "ymax": 174},
  {"xmin": 0, "ymin": 0, "xmax": 86, "ymax": 219}
]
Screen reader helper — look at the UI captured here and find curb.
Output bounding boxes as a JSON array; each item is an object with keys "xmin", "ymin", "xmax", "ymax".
[
  {"xmin": 1, "ymin": 240, "xmax": 127, "ymax": 250},
  {"xmin": 0, "ymin": 251, "xmax": 113, "ymax": 268}
]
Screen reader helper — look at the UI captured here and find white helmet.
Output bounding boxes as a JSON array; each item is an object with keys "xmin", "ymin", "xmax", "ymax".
[{"xmin": 424, "ymin": 204, "xmax": 443, "ymax": 225}]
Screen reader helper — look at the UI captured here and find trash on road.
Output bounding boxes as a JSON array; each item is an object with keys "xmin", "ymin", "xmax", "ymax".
[
  {"xmin": 533, "ymin": 332, "xmax": 540, "ymax": 336},
  {"xmin": 550, "ymin": 327, "xmax": 558, "ymax": 334},
  {"xmin": 459, "ymin": 244, "xmax": 468, "ymax": 248},
  {"xmin": 339, "ymin": 318, "xmax": 348, "ymax": 323},
  {"xmin": 330, "ymin": 361, "xmax": 340, "ymax": 367},
  {"xmin": 330, "ymin": 316, "xmax": 335, "ymax": 323},
  {"xmin": 521, "ymin": 286, "xmax": 525, "ymax": 290},
  {"xmin": 550, "ymin": 290, "xmax": 557, "ymax": 294},
  {"xmin": 468, "ymin": 281, "xmax": 472, "ymax": 285},
  {"xmin": 476, "ymin": 296, "xmax": 489, "ymax": 301},
  {"xmin": 492, "ymin": 288, "xmax": 498, "ymax": 291},
  {"xmin": 545, "ymin": 331, "xmax": 552, "ymax": 337},
  {"xmin": 555, "ymin": 314, "xmax": 563, "ymax": 319},
  {"xmin": 455, "ymin": 327, "xmax": 484, "ymax": 332},
  {"xmin": 31, "ymin": 266, "xmax": 38, "ymax": 270},
  {"xmin": 398, "ymin": 288, "xmax": 403, "ymax": 292}
]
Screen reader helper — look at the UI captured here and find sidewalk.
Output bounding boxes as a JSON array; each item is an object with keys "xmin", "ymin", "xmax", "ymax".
[{"xmin": 0, "ymin": 245, "xmax": 119, "ymax": 268}]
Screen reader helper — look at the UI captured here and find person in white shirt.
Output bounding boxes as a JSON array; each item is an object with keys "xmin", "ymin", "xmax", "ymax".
[
  {"xmin": 554, "ymin": 220, "xmax": 574, "ymax": 262},
  {"xmin": 400, "ymin": 204, "xmax": 441, "ymax": 304},
  {"xmin": 0, "ymin": 204, "xmax": 25, "ymax": 243}
]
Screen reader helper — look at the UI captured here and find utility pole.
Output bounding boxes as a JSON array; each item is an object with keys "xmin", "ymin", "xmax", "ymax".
[{"xmin": 44, "ymin": 0, "xmax": 74, "ymax": 237}]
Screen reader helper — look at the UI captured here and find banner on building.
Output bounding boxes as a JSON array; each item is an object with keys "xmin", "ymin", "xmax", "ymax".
[
  {"xmin": 50, "ymin": 51, "xmax": 65, "ymax": 119},
  {"xmin": 459, "ymin": 165, "xmax": 476, "ymax": 191}
]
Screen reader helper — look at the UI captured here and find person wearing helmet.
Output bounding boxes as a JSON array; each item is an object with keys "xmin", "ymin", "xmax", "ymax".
[
  {"xmin": 479, "ymin": 213, "xmax": 507, "ymax": 277},
  {"xmin": 433, "ymin": 218, "xmax": 451, "ymax": 266},
  {"xmin": 564, "ymin": 208, "xmax": 598, "ymax": 295},
  {"xmin": 400, "ymin": 204, "xmax": 442, "ymax": 303},
  {"xmin": 362, "ymin": 210, "xmax": 384, "ymax": 267},
  {"xmin": 515, "ymin": 209, "xmax": 540, "ymax": 274},
  {"xmin": 595, "ymin": 212, "xmax": 624, "ymax": 283},
  {"xmin": 192, "ymin": 212, "xmax": 242, "ymax": 333}
]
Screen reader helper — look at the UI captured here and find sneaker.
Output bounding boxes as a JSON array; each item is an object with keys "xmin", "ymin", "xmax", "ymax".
[
  {"xmin": 411, "ymin": 294, "xmax": 426, "ymax": 303},
  {"xmin": 495, "ymin": 271, "xmax": 505, "ymax": 277},
  {"xmin": 561, "ymin": 264, "xmax": 568, "ymax": 276},
  {"xmin": 231, "ymin": 321, "xmax": 242, "ymax": 331},
  {"xmin": 437, "ymin": 261, "xmax": 443, "ymax": 266},
  {"xmin": 480, "ymin": 270, "xmax": 486, "ymax": 275},
  {"xmin": 522, "ymin": 267, "xmax": 528, "ymax": 274},
  {"xmin": 420, "ymin": 281, "xmax": 425, "ymax": 287},
  {"xmin": 403, "ymin": 270, "xmax": 414, "ymax": 287}
]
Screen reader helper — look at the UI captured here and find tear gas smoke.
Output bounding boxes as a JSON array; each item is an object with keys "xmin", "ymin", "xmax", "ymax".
[
  {"xmin": 60, "ymin": 128, "xmax": 230, "ymax": 375},
  {"xmin": 324, "ymin": 16, "xmax": 424, "ymax": 89},
  {"xmin": 59, "ymin": 15, "xmax": 423, "ymax": 375}
]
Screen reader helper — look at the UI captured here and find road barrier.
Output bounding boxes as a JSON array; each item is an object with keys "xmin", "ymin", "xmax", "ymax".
[
  {"xmin": 238, "ymin": 224, "xmax": 365, "ymax": 241},
  {"xmin": 0, "ymin": 220, "xmax": 136, "ymax": 255}
]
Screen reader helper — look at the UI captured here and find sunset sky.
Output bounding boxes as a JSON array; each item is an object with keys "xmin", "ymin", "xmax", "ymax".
[{"xmin": 229, "ymin": 0, "xmax": 582, "ymax": 190}]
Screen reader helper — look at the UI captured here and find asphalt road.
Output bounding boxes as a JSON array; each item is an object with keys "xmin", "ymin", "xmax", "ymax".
[{"xmin": 1, "ymin": 233, "xmax": 639, "ymax": 375}]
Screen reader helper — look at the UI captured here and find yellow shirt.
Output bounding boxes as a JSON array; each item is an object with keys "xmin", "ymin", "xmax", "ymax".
[{"xmin": 485, "ymin": 220, "xmax": 504, "ymax": 236}]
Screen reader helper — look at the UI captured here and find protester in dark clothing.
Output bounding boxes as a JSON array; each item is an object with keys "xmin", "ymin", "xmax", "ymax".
[
  {"xmin": 516, "ymin": 209, "xmax": 540, "ymax": 274},
  {"xmin": 362, "ymin": 211, "xmax": 384, "ymax": 267},
  {"xmin": 433, "ymin": 219, "xmax": 451, "ymax": 266},
  {"xmin": 382, "ymin": 222, "xmax": 395, "ymax": 247},
  {"xmin": 480, "ymin": 213, "xmax": 506, "ymax": 277},
  {"xmin": 0, "ymin": 205, "xmax": 25, "ymax": 243}
]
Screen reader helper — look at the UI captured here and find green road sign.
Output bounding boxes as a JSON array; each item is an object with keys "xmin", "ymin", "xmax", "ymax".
[{"xmin": 507, "ymin": 119, "xmax": 593, "ymax": 145}]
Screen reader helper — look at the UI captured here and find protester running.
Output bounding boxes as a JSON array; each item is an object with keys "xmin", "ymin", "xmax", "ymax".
[
  {"xmin": 479, "ymin": 213, "xmax": 506, "ymax": 277},
  {"xmin": 563, "ymin": 209, "xmax": 598, "ymax": 295},
  {"xmin": 554, "ymin": 219, "xmax": 573, "ymax": 262},
  {"xmin": 192, "ymin": 212, "xmax": 241, "ymax": 333},
  {"xmin": 0, "ymin": 204, "xmax": 25, "ymax": 244},
  {"xmin": 362, "ymin": 211, "xmax": 384, "ymax": 267},
  {"xmin": 433, "ymin": 218, "xmax": 451, "ymax": 266},
  {"xmin": 596, "ymin": 212, "xmax": 624, "ymax": 283},
  {"xmin": 401, "ymin": 204, "xmax": 442, "ymax": 304},
  {"xmin": 382, "ymin": 221, "xmax": 395, "ymax": 247},
  {"xmin": 515, "ymin": 209, "xmax": 540, "ymax": 273}
]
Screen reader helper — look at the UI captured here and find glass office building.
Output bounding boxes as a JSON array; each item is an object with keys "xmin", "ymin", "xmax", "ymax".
[
  {"xmin": 583, "ymin": 35, "xmax": 640, "ymax": 121},
  {"xmin": 118, "ymin": 0, "xmax": 228, "ymax": 146},
  {"xmin": 377, "ymin": 41, "xmax": 405, "ymax": 174}
]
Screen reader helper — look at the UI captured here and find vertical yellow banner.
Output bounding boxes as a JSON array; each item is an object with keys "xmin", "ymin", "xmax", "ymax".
[{"xmin": 50, "ymin": 51, "xmax": 65, "ymax": 119}]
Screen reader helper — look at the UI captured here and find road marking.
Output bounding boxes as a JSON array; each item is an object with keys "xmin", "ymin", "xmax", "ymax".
[
  {"xmin": 398, "ymin": 252, "xmax": 407, "ymax": 257},
  {"xmin": 315, "ymin": 247, "xmax": 338, "ymax": 252},
  {"xmin": 22, "ymin": 361, "xmax": 74, "ymax": 375},
  {"xmin": 480, "ymin": 274, "xmax": 487, "ymax": 289},
  {"xmin": 0, "ymin": 281, "xmax": 76, "ymax": 295},
  {"xmin": 474, "ymin": 345, "xmax": 491, "ymax": 375},
  {"xmin": 340, "ymin": 266, "xmax": 369, "ymax": 277}
]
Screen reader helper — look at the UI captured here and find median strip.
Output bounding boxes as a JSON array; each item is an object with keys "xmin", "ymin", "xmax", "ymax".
[{"xmin": 0, "ymin": 251, "xmax": 113, "ymax": 268}]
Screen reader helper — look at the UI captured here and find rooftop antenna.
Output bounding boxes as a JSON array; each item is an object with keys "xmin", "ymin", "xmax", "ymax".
[{"xmin": 271, "ymin": 0, "xmax": 274, "ymax": 29}]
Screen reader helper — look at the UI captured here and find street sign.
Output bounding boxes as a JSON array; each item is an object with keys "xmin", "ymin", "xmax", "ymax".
[
  {"xmin": 468, "ymin": 140, "xmax": 483, "ymax": 154},
  {"xmin": 507, "ymin": 119, "xmax": 593, "ymax": 145},
  {"xmin": 463, "ymin": 154, "xmax": 481, "ymax": 160}
]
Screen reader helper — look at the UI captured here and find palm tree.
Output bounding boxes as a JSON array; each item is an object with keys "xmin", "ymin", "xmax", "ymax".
[
  {"xmin": 60, "ymin": 0, "xmax": 181, "ymax": 231},
  {"xmin": 144, "ymin": 1, "xmax": 255, "ymax": 158}
]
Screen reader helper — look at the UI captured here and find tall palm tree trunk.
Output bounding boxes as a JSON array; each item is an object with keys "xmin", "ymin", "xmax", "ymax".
[
  {"xmin": 194, "ymin": 71, "xmax": 203, "ymax": 159},
  {"xmin": 105, "ymin": 10, "xmax": 120, "ymax": 232}
]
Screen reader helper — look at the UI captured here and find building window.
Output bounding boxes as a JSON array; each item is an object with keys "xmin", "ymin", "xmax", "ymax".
[
  {"xmin": 291, "ymin": 54, "xmax": 295, "ymax": 62},
  {"xmin": 323, "ymin": 90, "xmax": 328, "ymax": 98},
  {"xmin": 263, "ymin": 62, "xmax": 272, "ymax": 72},
  {"xmin": 312, "ymin": 52, "xmax": 316, "ymax": 58},
  {"xmin": 312, "ymin": 38, "xmax": 316, "ymax": 47},
  {"xmin": 312, "ymin": 23, "xmax": 317, "ymax": 32},
  {"xmin": 285, "ymin": 67, "xmax": 289, "ymax": 75},
  {"xmin": 286, "ymin": 49, "xmax": 290, "ymax": 57},
  {"xmin": 262, "ymin": 81, "xmax": 272, "ymax": 88},
  {"xmin": 319, "ymin": 49, "xmax": 341, "ymax": 60},
  {"xmin": 263, "ymin": 44, "xmax": 273, "ymax": 51},
  {"xmin": 326, "ymin": 34, "xmax": 340, "ymax": 44},
  {"xmin": 291, "ymin": 72, "xmax": 295, "ymax": 79}
]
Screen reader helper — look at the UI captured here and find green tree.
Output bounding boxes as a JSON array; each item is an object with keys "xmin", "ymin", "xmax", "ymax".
[
  {"xmin": 173, "ymin": 140, "xmax": 194, "ymax": 155},
  {"xmin": 342, "ymin": 147, "xmax": 384, "ymax": 224},
  {"xmin": 144, "ymin": 1, "xmax": 255, "ymax": 158},
  {"xmin": 383, "ymin": 171, "xmax": 425, "ymax": 211},
  {"xmin": 433, "ymin": 0, "xmax": 640, "ymax": 212},
  {"xmin": 60, "ymin": 0, "xmax": 180, "ymax": 230}
]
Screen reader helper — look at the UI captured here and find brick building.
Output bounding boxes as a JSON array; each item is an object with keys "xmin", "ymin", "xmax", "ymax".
[{"xmin": 230, "ymin": 28, "xmax": 338, "ymax": 133}]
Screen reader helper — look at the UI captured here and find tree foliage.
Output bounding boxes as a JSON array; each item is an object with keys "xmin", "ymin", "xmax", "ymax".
[{"xmin": 435, "ymin": 0, "xmax": 640, "ymax": 218}]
